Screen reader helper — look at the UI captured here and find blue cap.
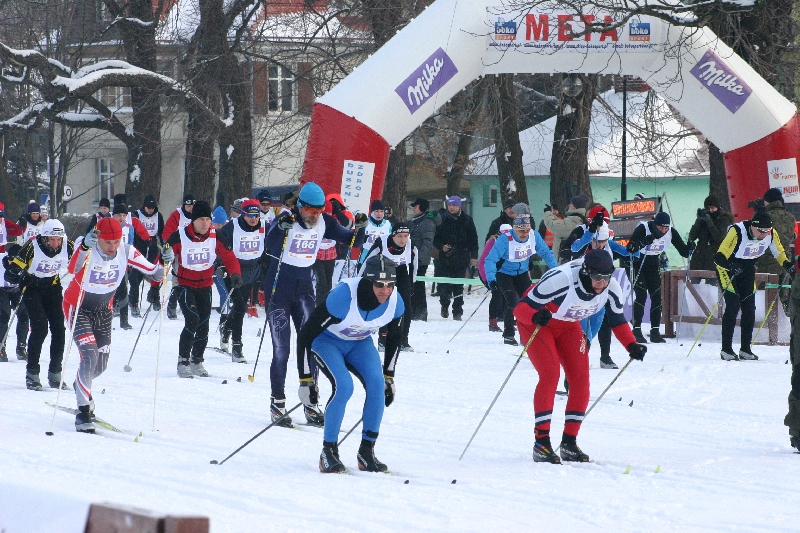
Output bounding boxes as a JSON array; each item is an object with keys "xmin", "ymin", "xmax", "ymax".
[
  {"xmin": 298, "ymin": 183, "xmax": 325, "ymax": 207},
  {"xmin": 212, "ymin": 206, "xmax": 228, "ymax": 225}
]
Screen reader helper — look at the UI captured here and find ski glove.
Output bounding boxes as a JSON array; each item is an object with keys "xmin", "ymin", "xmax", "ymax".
[
  {"xmin": 687, "ymin": 240, "xmax": 696, "ymax": 254},
  {"xmin": 230, "ymin": 273, "xmax": 244, "ymax": 289},
  {"xmin": 161, "ymin": 245, "xmax": 174, "ymax": 264},
  {"xmin": 488, "ymin": 280, "xmax": 498, "ymax": 291},
  {"xmin": 384, "ymin": 377, "xmax": 395, "ymax": 407},
  {"xmin": 784, "ymin": 261, "xmax": 797, "ymax": 279},
  {"xmin": 83, "ymin": 230, "xmax": 99, "ymax": 250},
  {"xmin": 588, "ymin": 212, "xmax": 605, "ymax": 233},
  {"xmin": 533, "ymin": 308, "xmax": 552, "ymax": 327},
  {"xmin": 728, "ymin": 264, "xmax": 744, "ymax": 279},
  {"xmin": 277, "ymin": 213, "xmax": 295, "ymax": 231},
  {"xmin": 627, "ymin": 343, "xmax": 647, "ymax": 361},
  {"xmin": 354, "ymin": 213, "xmax": 368, "ymax": 230},
  {"xmin": 215, "ymin": 266, "xmax": 228, "ymax": 279},
  {"xmin": 146, "ymin": 285, "xmax": 161, "ymax": 305},
  {"xmin": 330, "ymin": 198, "xmax": 345, "ymax": 212},
  {"xmin": 298, "ymin": 379, "xmax": 319, "ymax": 407}
]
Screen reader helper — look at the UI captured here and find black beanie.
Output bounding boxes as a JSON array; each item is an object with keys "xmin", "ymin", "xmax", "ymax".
[
  {"xmin": 143, "ymin": 195, "xmax": 157, "ymax": 210},
  {"xmin": 191, "ymin": 200, "xmax": 212, "ymax": 220},
  {"xmin": 704, "ymin": 195, "xmax": 720, "ymax": 209},
  {"xmin": 113, "ymin": 193, "xmax": 127, "ymax": 206},
  {"xmin": 112, "ymin": 203, "xmax": 128, "ymax": 215},
  {"xmin": 764, "ymin": 188, "xmax": 784, "ymax": 204},
  {"xmin": 751, "ymin": 211, "xmax": 773, "ymax": 228},
  {"xmin": 99, "ymin": 198, "xmax": 111, "ymax": 208},
  {"xmin": 583, "ymin": 248, "xmax": 615, "ymax": 275}
]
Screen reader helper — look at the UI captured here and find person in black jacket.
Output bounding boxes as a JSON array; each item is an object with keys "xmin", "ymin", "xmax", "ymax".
[
  {"xmin": 408, "ymin": 198, "xmax": 438, "ymax": 321},
  {"xmin": 485, "ymin": 198, "xmax": 517, "ymax": 242},
  {"xmin": 85, "ymin": 198, "xmax": 111, "ymax": 234},
  {"xmin": 433, "ymin": 196, "xmax": 479, "ymax": 320},
  {"xmin": 130, "ymin": 195, "xmax": 165, "ymax": 317}
]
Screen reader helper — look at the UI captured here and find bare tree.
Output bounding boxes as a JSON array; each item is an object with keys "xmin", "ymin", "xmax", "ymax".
[{"xmin": 490, "ymin": 73, "xmax": 530, "ymax": 205}]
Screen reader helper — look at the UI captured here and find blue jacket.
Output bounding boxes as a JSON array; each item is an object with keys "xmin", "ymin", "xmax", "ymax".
[
  {"xmin": 484, "ymin": 230, "xmax": 557, "ymax": 282},
  {"xmin": 571, "ymin": 229, "xmax": 639, "ymax": 258}
]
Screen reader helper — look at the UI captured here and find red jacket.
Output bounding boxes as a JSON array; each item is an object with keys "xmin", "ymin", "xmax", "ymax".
[
  {"xmin": 0, "ymin": 218, "xmax": 23, "ymax": 253},
  {"xmin": 166, "ymin": 224, "xmax": 241, "ymax": 288},
  {"xmin": 162, "ymin": 207, "xmax": 190, "ymax": 242},
  {"xmin": 128, "ymin": 217, "xmax": 152, "ymax": 243}
]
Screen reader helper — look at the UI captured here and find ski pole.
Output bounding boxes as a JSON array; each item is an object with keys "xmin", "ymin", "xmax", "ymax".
[
  {"xmin": 47, "ymin": 247, "xmax": 93, "ymax": 436},
  {"xmin": 337, "ymin": 228, "xmax": 359, "ymax": 284},
  {"xmin": 459, "ymin": 325, "xmax": 541, "ymax": 460},
  {"xmin": 217, "ymin": 285, "xmax": 235, "ymax": 334},
  {"xmin": 0, "ymin": 286, "xmax": 26, "ymax": 352},
  {"xmin": 687, "ymin": 271, "xmax": 738, "ymax": 358},
  {"xmin": 338, "ymin": 417, "xmax": 363, "ymax": 446},
  {"xmin": 752, "ymin": 272, "xmax": 790, "ymax": 345},
  {"xmin": 123, "ymin": 303, "xmax": 153, "ymax": 372},
  {"xmin": 449, "ymin": 289, "xmax": 490, "ymax": 342},
  {"xmin": 211, "ymin": 402, "xmax": 302, "ymax": 465},
  {"xmin": 249, "ymin": 229, "xmax": 289, "ymax": 383},
  {"xmin": 153, "ymin": 258, "xmax": 172, "ymax": 432}
]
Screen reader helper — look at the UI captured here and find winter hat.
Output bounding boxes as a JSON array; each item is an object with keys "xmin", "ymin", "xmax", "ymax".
[
  {"xmin": 596, "ymin": 223, "xmax": 610, "ymax": 241},
  {"xmin": 411, "ymin": 198, "xmax": 429, "ymax": 212},
  {"xmin": 143, "ymin": 195, "xmax": 157, "ymax": 210},
  {"xmin": 370, "ymin": 199, "xmax": 385, "ymax": 212},
  {"xmin": 751, "ymin": 211, "xmax": 773, "ymax": 229},
  {"xmin": 512, "ymin": 203, "xmax": 532, "ymax": 216},
  {"xmin": 513, "ymin": 215, "xmax": 531, "ymax": 230},
  {"xmin": 654, "ymin": 212, "xmax": 671, "ymax": 226},
  {"xmin": 183, "ymin": 194, "xmax": 195, "ymax": 205},
  {"xmin": 633, "ymin": 192, "xmax": 647, "ymax": 201},
  {"xmin": 257, "ymin": 190, "xmax": 272, "ymax": 203},
  {"xmin": 298, "ymin": 183, "xmax": 326, "ymax": 207},
  {"xmin": 40, "ymin": 204, "xmax": 49, "ymax": 217},
  {"xmin": 703, "ymin": 195, "xmax": 720, "ymax": 209},
  {"xmin": 212, "ymin": 206, "xmax": 228, "ymax": 225},
  {"xmin": 583, "ymin": 248, "xmax": 615, "ymax": 275},
  {"xmin": 26, "ymin": 201, "xmax": 40, "ymax": 215},
  {"xmin": 191, "ymin": 200, "xmax": 212, "ymax": 221},
  {"xmin": 499, "ymin": 224, "xmax": 512, "ymax": 234},
  {"xmin": 113, "ymin": 194, "xmax": 127, "ymax": 207},
  {"xmin": 96, "ymin": 217, "xmax": 123, "ymax": 240},
  {"xmin": 587, "ymin": 205, "xmax": 610, "ymax": 222},
  {"xmin": 112, "ymin": 203, "xmax": 128, "ymax": 215},
  {"xmin": 504, "ymin": 197, "xmax": 517, "ymax": 209},
  {"xmin": 764, "ymin": 188, "xmax": 784, "ymax": 204},
  {"xmin": 571, "ymin": 194, "xmax": 589, "ymax": 209},
  {"xmin": 446, "ymin": 196, "xmax": 462, "ymax": 208},
  {"xmin": 241, "ymin": 199, "xmax": 261, "ymax": 216},
  {"xmin": 362, "ymin": 254, "xmax": 397, "ymax": 282},
  {"xmin": 391, "ymin": 221, "xmax": 411, "ymax": 235},
  {"xmin": 99, "ymin": 198, "xmax": 111, "ymax": 208}
]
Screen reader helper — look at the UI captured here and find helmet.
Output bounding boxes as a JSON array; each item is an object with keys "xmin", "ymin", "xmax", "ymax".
[
  {"xmin": 40, "ymin": 219, "xmax": 65, "ymax": 238},
  {"xmin": 298, "ymin": 183, "xmax": 326, "ymax": 208}
]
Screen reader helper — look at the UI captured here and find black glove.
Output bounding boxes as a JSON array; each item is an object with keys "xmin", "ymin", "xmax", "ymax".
[
  {"xmin": 5, "ymin": 267, "xmax": 28, "ymax": 286},
  {"xmin": 230, "ymin": 273, "xmax": 243, "ymax": 289},
  {"xmin": 627, "ymin": 342, "xmax": 647, "ymax": 361},
  {"xmin": 783, "ymin": 261, "xmax": 796, "ymax": 279},
  {"xmin": 215, "ymin": 266, "xmax": 228, "ymax": 279},
  {"xmin": 533, "ymin": 308, "xmax": 552, "ymax": 327},
  {"xmin": 298, "ymin": 379, "xmax": 319, "ymax": 407},
  {"xmin": 384, "ymin": 377, "xmax": 395, "ymax": 407},
  {"xmin": 544, "ymin": 204, "xmax": 552, "ymax": 213},
  {"xmin": 330, "ymin": 198, "xmax": 345, "ymax": 212},
  {"xmin": 728, "ymin": 263, "xmax": 744, "ymax": 278},
  {"xmin": 588, "ymin": 212, "xmax": 604, "ymax": 233},
  {"xmin": 626, "ymin": 241, "xmax": 639, "ymax": 254},
  {"xmin": 146, "ymin": 284, "xmax": 160, "ymax": 305},
  {"xmin": 354, "ymin": 213, "xmax": 368, "ymax": 229},
  {"xmin": 488, "ymin": 280, "xmax": 498, "ymax": 291},
  {"xmin": 643, "ymin": 234, "xmax": 656, "ymax": 245},
  {"xmin": 687, "ymin": 240, "xmax": 696, "ymax": 254},
  {"xmin": 277, "ymin": 213, "xmax": 295, "ymax": 231}
]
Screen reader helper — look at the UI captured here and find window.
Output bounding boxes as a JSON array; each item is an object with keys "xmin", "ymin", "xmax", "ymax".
[
  {"xmin": 484, "ymin": 184, "xmax": 499, "ymax": 207},
  {"xmin": 99, "ymin": 86, "xmax": 131, "ymax": 109},
  {"xmin": 254, "ymin": 63, "xmax": 296, "ymax": 114},
  {"xmin": 96, "ymin": 158, "xmax": 115, "ymax": 202}
]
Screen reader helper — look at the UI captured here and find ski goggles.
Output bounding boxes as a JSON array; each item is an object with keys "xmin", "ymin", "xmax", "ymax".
[
  {"xmin": 372, "ymin": 280, "xmax": 396, "ymax": 289},
  {"xmin": 752, "ymin": 226, "xmax": 771, "ymax": 235},
  {"xmin": 298, "ymin": 201, "xmax": 324, "ymax": 215},
  {"xmin": 587, "ymin": 270, "xmax": 613, "ymax": 282}
]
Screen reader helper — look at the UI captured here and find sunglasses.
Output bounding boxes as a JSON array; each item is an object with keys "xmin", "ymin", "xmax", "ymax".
[
  {"xmin": 299, "ymin": 202, "xmax": 324, "ymax": 215},
  {"xmin": 243, "ymin": 213, "xmax": 260, "ymax": 218},
  {"xmin": 372, "ymin": 281, "xmax": 395, "ymax": 288},
  {"xmin": 588, "ymin": 271, "xmax": 612, "ymax": 282},
  {"xmin": 753, "ymin": 226, "xmax": 771, "ymax": 234}
]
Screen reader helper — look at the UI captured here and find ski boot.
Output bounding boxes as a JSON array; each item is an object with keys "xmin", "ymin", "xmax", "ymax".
[
  {"xmin": 75, "ymin": 405, "xmax": 95, "ymax": 433},
  {"xmin": 26, "ymin": 371, "xmax": 42, "ymax": 391},
  {"xmin": 270, "ymin": 398, "xmax": 294, "ymax": 428},
  {"xmin": 503, "ymin": 334, "xmax": 519, "ymax": 346},
  {"xmin": 119, "ymin": 317, "xmax": 133, "ymax": 330},
  {"xmin": 320, "ymin": 441, "xmax": 346, "ymax": 473},
  {"xmin": 377, "ymin": 332, "xmax": 387, "ymax": 352},
  {"xmin": 130, "ymin": 304, "xmax": 141, "ymax": 318},
  {"xmin": 177, "ymin": 358, "xmax": 194, "ymax": 378},
  {"xmin": 48, "ymin": 371, "xmax": 67, "ymax": 389},
  {"xmin": 304, "ymin": 404, "xmax": 325, "ymax": 427},
  {"xmin": 649, "ymin": 328, "xmax": 666, "ymax": 343},
  {"xmin": 167, "ymin": 306, "xmax": 178, "ymax": 320},
  {"xmin": 220, "ymin": 328, "xmax": 231, "ymax": 353},
  {"xmin": 453, "ymin": 311, "xmax": 463, "ymax": 321},
  {"xmin": 489, "ymin": 318, "xmax": 502, "ymax": 332},
  {"xmin": 532, "ymin": 438, "xmax": 561, "ymax": 464},
  {"xmin": 16, "ymin": 341, "xmax": 27, "ymax": 361},
  {"xmin": 400, "ymin": 344, "xmax": 415, "ymax": 352},
  {"xmin": 440, "ymin": 305, "xmax": 449, "ymax": 319},
  {"xmin": 0, "ymin": 347, "xmax": 7, "ymax": 362},
  {"xmin": 560, "ymin": 435, "xmax": 590, "ymax": 462},
  {"xmin": 632, "ymin": 327, "xmax": 648, "ymax": 344},
  {"xmin": 357, "ymin": 439, "xmax": 388, "ymax": 472},
  {"xmin": 190, "ymin": 360, "xmax": 210, "ymax": 377},
  {"xmin": 720, "ymin": 350, "xmax": 738, "ymax": 361},
  {"xmin": 739, "ymin": 348, "xmax": 759, "ymax": 360},
  {"xmin": 231, "ymin": 342, "xmax": 247, "ymax": 364},
  {"xmin": 791, "ymin": 435, "xmax": 800, "ymax": 452},
  {"xmin": 599, "ymin": 354, "xmax": 618, "ymax": 369}
]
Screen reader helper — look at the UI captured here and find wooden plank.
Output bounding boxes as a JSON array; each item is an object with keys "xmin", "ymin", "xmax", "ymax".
[
  {"xmin": 84, "ymin": 503, "xmax": 160, "ymax": 533},
  {"xmin": 683, "ymin": 278, "xmax": 712, "ymax": 316},
  {"xmin": 163, "ymin": 516, "xmax": 210, "ymax": 533}
]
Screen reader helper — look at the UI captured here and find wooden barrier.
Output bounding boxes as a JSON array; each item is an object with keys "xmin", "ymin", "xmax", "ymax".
[
  {"xmin": 84, "ymin": 503, "xmax": 209, "ymax": 533},
  {"xmin": 662, "ymin": 270, "xmax": 781, "ymax": 345}
]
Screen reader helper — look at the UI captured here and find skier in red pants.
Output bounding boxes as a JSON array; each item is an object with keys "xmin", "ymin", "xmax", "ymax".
[{"xmin": 514, "ymin": 249, "xmax": 647, "ymax": 464}]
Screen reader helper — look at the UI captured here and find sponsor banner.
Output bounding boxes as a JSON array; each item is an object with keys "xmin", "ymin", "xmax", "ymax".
[
  {"xmin": 340, "ymin": 160, "xmax": 375, "ymax": 215},
  {"xmin": 768, "ymin": 158, "xmax": 800, "ymax": 203},
  {"xmin": 395, "ymin": 48, "xmax": 458, "ymax": 114},
  {"xmin": 487, "ymin": 7, "xmax": 663, "ymax": 53},
  {"xmin": 689, "ymin": 49, "xmax": 752, "ymax": 114}
]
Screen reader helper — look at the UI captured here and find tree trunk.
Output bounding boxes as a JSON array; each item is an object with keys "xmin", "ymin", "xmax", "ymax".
[
  {"xmin": 491, "ymin": 74, "xmax": 529, "ymax": 205},
  {"xmin": 707, "ymin": 141, "xmax": 731, "ymax": 213},
  {"xmin": 549, "ymin": 74, "xmax": 597, "ymax": 211},
  {"xmin": 0, "ymin": 135, "xmax": 18, "ymax": 220},
  {"xmin": 382, "ymin": 140, "xmax": 407, "ymax": 219},
  {"xmin": 218, "ymin": 57, "xmax": 253, "ymax": 205},
  {"xmin": 446, "ymin": 77, "xmax": 488, "ymax": 197}
]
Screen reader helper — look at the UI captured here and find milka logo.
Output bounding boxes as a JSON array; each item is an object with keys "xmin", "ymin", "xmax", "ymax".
[
  {"xmin": 395, "ymin": 48, "xmax": 458, "ymax": 114},
  {"xmin": 689, "ymin": 49, "xmax": 752, "ymax": 113}
]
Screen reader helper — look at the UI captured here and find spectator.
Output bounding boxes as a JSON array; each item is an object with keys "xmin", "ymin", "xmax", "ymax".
[
  {"xmin": 486, "ymin": 198, "xmax": 516, "ymax": 242},
  {"xmin": 408, "ymin": 198, "xmax": 438, "ymax": 321},
  {"xmin": 433, "ymin": 196, "xmax": 478, "ymax": 321},
  {"xmin": 543, "ymin": 194, "xmax": 589, "ymax": 263},
  {"xmin": 688, "ymin": 195, "xmax": 734, "ymax": 272}
]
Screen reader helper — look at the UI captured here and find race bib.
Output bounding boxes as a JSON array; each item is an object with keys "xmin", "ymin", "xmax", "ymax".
[
  {"xmin": 88, "ymin": 266, "xmax": 120, "ymax": 288},
  {"xmin": 563, "ymin": 304, "xmax": 598, "ymax": 320},
  {"xmin": 513, "ymin": 244, "xmax": 533, "ymax": 261},
  {"xmin": 239, "ymin": 236, "xmax": 261, "ymax": 253},
  {"xmin": 288, "ymin": 236, "xmax": 318, "ymax": 258},
  {"xmin": 142, "ymin": 219, "xmax": 157, "ymax": 232},
  {"xmin": 35, "ymin": 259, "xmax": 60, "ymax": 275},
  {"xmin": 742, "ymin": 241, "xmax": 767, "ymax": 259},
  {"xmin": 186, "ymin": 247, "xmax": 211, "ymax": 267},
  {"xmin": 646, "ymin": 241, "xmax": 666, "ymax": 253},
  {"xmin": 337, "ymin": 325, "xmax": 375, "ymax": 340}
]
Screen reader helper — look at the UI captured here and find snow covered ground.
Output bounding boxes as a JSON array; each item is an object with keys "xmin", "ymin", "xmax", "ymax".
[{"xmin": 1, "ymin": 288, "xmax": 799, "ymax": 532}]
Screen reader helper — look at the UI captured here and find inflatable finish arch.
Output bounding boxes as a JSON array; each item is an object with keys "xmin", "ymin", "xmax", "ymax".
[{"xmin": 300, "ymin": 1, "xmax": 800, "ymax": 221}]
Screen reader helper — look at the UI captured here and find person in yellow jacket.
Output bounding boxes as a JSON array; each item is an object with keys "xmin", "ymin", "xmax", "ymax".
[{"xmin": 715, "ymin": 211, "xmax": 795, "ymax": 361}]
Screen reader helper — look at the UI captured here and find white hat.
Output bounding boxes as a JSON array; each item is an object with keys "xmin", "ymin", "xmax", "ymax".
[
  {"xmin": 596, "ymin": 223, "xmax": 610, "ymax": 241},
  {"xmin": 499, "ymin": 224, "xmax": 512, "ymax": 234}
]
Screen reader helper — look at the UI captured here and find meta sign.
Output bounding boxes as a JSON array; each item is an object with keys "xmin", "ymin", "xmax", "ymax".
[{"xmin": 608, "ymin": 196, "xmax": 662, "ymax": 243}]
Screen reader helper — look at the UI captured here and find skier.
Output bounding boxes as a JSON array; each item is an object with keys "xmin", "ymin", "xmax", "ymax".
[
  {"xmin": 130, "ymin": 195, "xmax": 164, "ymax": 317},
  {"xmin": 5, "ymin": 219, "xmax": 75, "ymax": 391},
  {"xmin": 358, "ymin": 200, "xmax": 391, "ymax": 262},
  {"xmin": 257, "ymin": 190, "xmax": 276, "ymax": 226},
  {"xmin": 358, "ymin": 220, "xmax": 417, "ymax": 351},
  {"xmin": 211, "ymin": 206, "xmax": 232, "ymax": 339},
  {"xmin": 0, "ymin": 202, "xmax": 23, "ymax": 252},
  {"xmin": 85, "ymin": 198, "xmax": 111, "ymax": 233},
  {"xmin": 514, "ymin": 249, "xmax": 647, "ymax": 463},
  {"xmin": 18, "ymin": 201, "xmax": 43, "ymax": 243},
  {"xmin": 111, "ymin": 203, "xmax": 152, "ymax": 330},
  {"xmin": 484, "ymin": 204, "xmax": 557, "ymax": 345},
  {"xmin": 478, "ymin": 223, "xmax": 512, "ymax": 332},
  {"xmin": 715, "ymin": 210, "xmax": 794, "ymax": 360},
  {"xmin": 0, "ymin": 244, "xmax": 29, "ymax": 362},
  {"xmin": 66, "ymin": 218, "xmax": 168, "ymax": 433},
  {"xmin": 626, "ymin": 212, "xmax": 693, "ymax": 343},
  {"xmin": 164, "ymin": 201, "xmax": 242, "ymax": 377},
  {"xmin": 162, "ymin": 194, "xmax": 195, "ymax": 319},
  {"xmin": 263, "ymin": 182, "xmax": 366, "ymax": 428},
  {"xmin": 297, "ymin": 255, "xmax": 404, "ymax": 473},
  {"xmin": 316, "ymin": 194, "xmax": 354, "ymax": 301},
  {"xmin": 217, "ymin": 199, "xmax": 267, "ymax": 363}
]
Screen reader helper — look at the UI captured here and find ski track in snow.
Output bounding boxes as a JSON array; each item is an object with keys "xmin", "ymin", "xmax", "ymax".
[{"xmin": 1, "ymin": 290, "xmax": 799, "ymax": 532}]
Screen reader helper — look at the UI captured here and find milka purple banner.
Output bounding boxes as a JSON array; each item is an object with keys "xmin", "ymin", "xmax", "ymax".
[
  {"xmin": 689, "ymin": 49, "xmax": 752, "ymax": 114},
  {"xmin": 395, "ymin": 48, "xmax": 458, "ymax": 114}
]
